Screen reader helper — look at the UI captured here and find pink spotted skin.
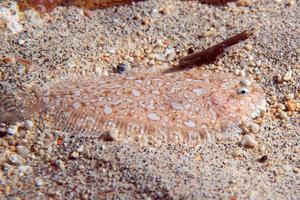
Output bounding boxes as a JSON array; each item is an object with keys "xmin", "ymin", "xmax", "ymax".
[{"xmin": 0, "ymin": 68, "xmax": 266, "ymax": 144}]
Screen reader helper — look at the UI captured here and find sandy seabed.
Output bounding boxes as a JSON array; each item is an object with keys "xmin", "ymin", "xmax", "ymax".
[{"xmin": 0, "ymin": 0, "xmax": 299, "ymax": 199}]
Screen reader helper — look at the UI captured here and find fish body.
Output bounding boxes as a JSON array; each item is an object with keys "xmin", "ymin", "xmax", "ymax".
[{"xmin": 0, "ymin": 69, "xmax": 266, "ymax": 144}]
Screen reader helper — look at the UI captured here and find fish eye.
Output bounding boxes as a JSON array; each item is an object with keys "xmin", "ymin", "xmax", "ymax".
[{"xmin": 237, "ymin": 87, "xmax": 248, "ymax": 95}]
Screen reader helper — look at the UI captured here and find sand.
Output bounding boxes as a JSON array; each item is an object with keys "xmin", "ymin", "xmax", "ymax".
[{"xmin": 0, "ymin": 0, "xmax": 299, "ymax": 199}]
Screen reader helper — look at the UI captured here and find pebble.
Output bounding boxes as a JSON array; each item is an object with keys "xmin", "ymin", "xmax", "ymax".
[
  {"xmin": 35, "ymin": 178, "xmax": 44, "ymax": 187},
  {"xmin": 240, "ymin": 70, "xmax": 246, "ymax": 77},
  {"xmin": 244, "ymin": 44, "xmax": 253, "ymax": 51},
  {"xmin": 18, "ymin": 39, "xmax": 25, "ymax": 45},
  {"xmin": 287, "ymin": 0, "xmax": 296, "ymax": 7},
  {"xmin": 8, "ymin": 154, "xmax": 25, "ymax": 166},
  {"xmin": 270, "ymin": 95, "xmax": 277, "ymax": 102},
  {"xmin": 286, "ymin": 101, "xmax": 297, "ymax": 112},
  {"xmin": 7, "ymin": 125, "xmax": 18, "ymax": 135},
  {"xmin": 155, "ymin": 53, "xmax": 166, "ymax": 61},
  {"xmin": 107, "ymin": 47, "xmax": 116, "ymax": 54},
  {"xmin": 240, "ymin": 79, "xmax": 252, "ymax": 86},
  {"xmin": 76, "ymin": 145, "xmax": 84, "ymax": 153},
  {"xmin": 241, "ymin": 134, "xmax": 257, "ymax": 148},
  {"xmin": 293, "ymin": 167, "xmax": 299, "ymax": 173},
  {"xmin": 283, "ymin": 70, "xmax": 292, "ymax": 81},
  {"xmin": 24, "ymin": 120, "xmax": 34, "ymax": 129},
  {"xmin": 249, "ymin": 123, "xmax": 260, "ymax": 133},
  {"xmin": 78, "ymin": 165, "xmax": 85, "ymax": 170},
  {"xmin": 16, "ymin": 145, "xmax": 30, "ymax": 158},
  {"xmin": 239, "ymin": 60, "xmax": 249, "ymax": 68},
  {"xmin": 202, "ymin": 28, "xmax": 217, "ymax": 37},
  {"xmin": 56, "ymin": 160, "xmax": 66, "ymax": 170},
  {"xmin": 70, "ymin": 151, "xmax": 79, "ymax": 159},
  {"xmin": 278, "ymin": 110, "xmax": 289, "ymax": 120},
  {"xmin": 231, "ymin": 149, "xmax": 242, "ymax": 157},
  {"xmin": 259, "ymin": 145, "xmax": 266, "ymax": 153},
  {"xmin": 17, "ymin": 165, "xmax": 32, "ymax": 175},
  {"xmin": 285, "ymin": 93, "xmax": 294, "ymax": 100}
]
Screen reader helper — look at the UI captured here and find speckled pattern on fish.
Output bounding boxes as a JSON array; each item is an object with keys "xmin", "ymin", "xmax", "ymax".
[{"xmin": 0, "ymin": 68, "xmax": 266, "ymax": 144}]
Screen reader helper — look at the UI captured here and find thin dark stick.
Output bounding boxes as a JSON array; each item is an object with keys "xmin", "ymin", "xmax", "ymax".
[
  {"xmin": 164, "ymin": 30, "xmax": 253, "ymax": 73},
  {"xmin": 195, "ymin": 0, "xmax": 237, "ymax": 6}
]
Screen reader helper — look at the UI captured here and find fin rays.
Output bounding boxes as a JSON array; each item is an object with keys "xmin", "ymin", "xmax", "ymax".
[{"xmin": 48, "ymin": 106, "xmax": 210, "ymax": 144}]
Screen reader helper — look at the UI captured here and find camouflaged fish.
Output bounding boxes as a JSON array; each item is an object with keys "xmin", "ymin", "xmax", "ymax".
[{"xmin": 0, "ymin": 68, "xmax": 266, "ymax": 144}]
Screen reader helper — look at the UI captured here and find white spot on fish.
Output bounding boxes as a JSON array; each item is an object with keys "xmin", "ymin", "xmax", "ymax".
[
  {"xmin": 192, "ymin": 88, "xmax": 205, "ymax": 96},
  {"xmin": 184, "ymin": 120, "xmax": 195, "ymax": 128},
  {"xmin": 72, "ymin": 90, "xmax": 81, "ymax": 96},
  {"xmin": 147, "ymin": 99, "xmax": 155, "ymax": 110},
  {"xmin": 147, "ymin": 113, "xmax": 160, "ymax": 121},
  {"xmin": 132, "ymin": 89, "xmax": 140, "ymax": 97},
  {"xmin": 183, "ymin": 104, "xmax": 191, "ymax": 110},
  {"xmin": 72, "ymin": 102, "xmax": 81, "ymax": 109},
  {"xmin": 111, "ymin": 99, "xmax": 123, "ymax": 105},
  {"xmin": 209, "ymin": 108, "xmax": 217, "ymax": 123},
  {"xmin": 135, "ymin": 80, "xmax": 143, "ymax": 84},
  {"xmin": 103, "ymin": 105, "xmax": 112, "ymax": 115},
  {"xmin": 171, "ymin": 102, "xmax": 183, "ymax": 110},
  {"xmin": 152, "ymin": 90, "xmax": 160, "ymax": 95},
  {"xmin": 42, "ymin": 97, "xmax": 49, "ymax": 104},
  {"xmin": 138, "ymin": 100, "xmax": 147, "ymax": 108}
]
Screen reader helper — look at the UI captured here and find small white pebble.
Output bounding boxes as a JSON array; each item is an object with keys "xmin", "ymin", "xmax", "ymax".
[
  {"xmin": 156, "ymin": 39, "xmax": 164, "ymax": 46},
  {"xmin": 293, "ymin": 167, "xmax": 300, "ymax": 173},
  {"xmin": 78, "ymin": 165, "xmax": 85, "ymax": 170},
  {"xmin": 35, "ymin": 178, "xmax": 44, "ymax": 187},
  {"xmin": 147, "ymin": 113, "xmax": 160, "ymax": 121},
  {"xmin": 56, "ymin": 160, "xmax": 66, "ymax": 170},
  {"xmin": 18, "ymin": 39, "xmax": 25, "ymax": 45},
  {"xmin": 240, "ymin": 79, "xmax": 252, "ymax": 86},
  {"xmin": 76, "ymin": 145, "xmax": 84, "ymax": 153},
  {"xmin": 70, "ymin": 151, "xmax": 79, "ymax": 159},
  {"xmin": 132, "ymin": 89, "xmax": 140, "ymax": 97},
  {"xmin": 239, "ymin": 60, "xmax": 249, "ymax": 68},
  {"xmin": 16, "ymin": 145, "xmax": 30, "ymax": 158},
  {"xmin": 244, "ymin": 44, "xmax": 253, "ymax": 51},
  {"xmin": 7, "ymin": 125, "xmax": 18, "ymax": 135},
  {"xmin": 279, "ymin": 110, "xmax": 289, "ymax": 120},
  {"xmin": 240, "ymin": 70, "xmax": 246, "ymax": 77},
  {"xmin": 107, "ymin": 47, "xmax": 116, "ymax": 54},
  {"xmin": 249, "ymin": 123, "xmax": 260, "ymax": 133},
  {"xmin": 103, "ymin": 105, "xmax": 112, "ymax": 115},
  {"xmin": 234, "ymin": 69, "xmax": 240, "ymax": 76},
  {"xmin": 9, "ymin": 154, "xmax": 25, "ymax": 165},
  {"xmin": 287, "ymin": 0, "xmax": 296, "ymax": 7},
  {"xmin": 17, "ymin": 165, "xmax": 32, "ymax": 175},
  {"xmin": 155, "ymin": 53, "xmax": 166, "ymax": 61},
  {"xmin": 259, "ymin": 145, "xmax": 266, "ymax": 153},
  {"xmin": 283, "ymin": 70, "xmax": 292, "ymax": 81},
  {"xmin": 285, "ymin": 93, "xmax": 294, "ymax": 100},
  {"xmin": 202, "ymin": 28, "xmax": 217, "ymax": 37},
  {"xmin": 24, "ymin": 120, "xmax": 33, "ymax": 129},
  {"xmin": 231, "ymin": 149, "xmax": 242, "ymax": 157},
  {"xmin": 241, "ymin": 134, "xmax": 257, "ymax": 148}
]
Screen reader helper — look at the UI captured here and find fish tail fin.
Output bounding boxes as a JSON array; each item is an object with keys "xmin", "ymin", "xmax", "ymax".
[{"xmin": 0, "ymin": 82, "xmax": 45, "ymax": 124}]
